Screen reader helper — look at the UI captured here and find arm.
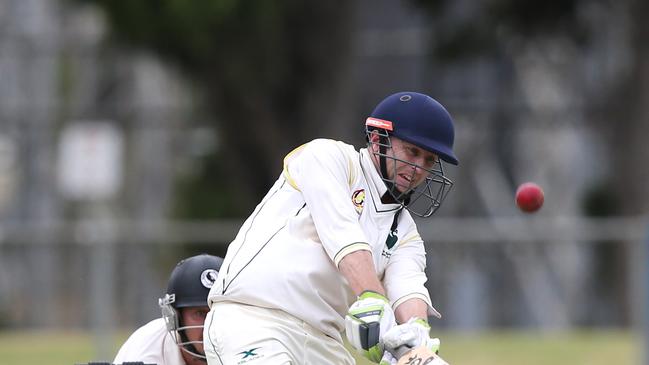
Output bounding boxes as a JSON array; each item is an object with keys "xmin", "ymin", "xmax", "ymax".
[
  {"xmin": 394, "ymin": 297, "xmax": 428, "ymax": 324},
  {"xmin": 384, "ymin": 289, "xmax": 441, "ymax": 361},
  {"xmin": 338, "ymin": 250, "xmax": 385, "ymax": 296},
  {"xmin": 282, "ymin": 141, "xmax": 371, "ymax": 268},
  {"xmin": 339, "ymin": 250, "xmax": 428, "ymax": 325},
  {"xmin": 383, "ymin": 230, "xmax": 442, "ymax": 321},
  {"xmin": 341, "ymin": 251, "xmax": 396, "ymax": 363}
]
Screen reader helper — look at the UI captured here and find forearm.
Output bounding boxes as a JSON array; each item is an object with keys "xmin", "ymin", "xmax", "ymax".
[
  {"xmin": 383, "ymin": 298, "xmax": 440, "ymax": 361},
  {"xmin": 394, "ymin": 297, "xmax": 428, "ymax": 324},
  {"xmin": 338, "ymin": 250, "xmax": 385, "ymax": 296}
]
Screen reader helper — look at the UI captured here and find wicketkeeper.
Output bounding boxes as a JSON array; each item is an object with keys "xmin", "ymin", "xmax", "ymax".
[{"xmin": 115, "ymin": 254, "xmax": 223, "ymax": 365}]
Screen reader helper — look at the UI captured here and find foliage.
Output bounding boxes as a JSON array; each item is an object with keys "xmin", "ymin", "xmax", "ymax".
[
  {"xmin": 413, "ymin": 0, "xmax": 590, "ymax": 60},
  {"xmin": 82, "ymin": 0, "xmax": 353, "ymax": 216}
]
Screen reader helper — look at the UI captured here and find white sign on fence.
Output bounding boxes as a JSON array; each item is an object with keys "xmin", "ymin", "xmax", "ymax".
[{"xmin": 58, "ymin": 121, "xmax": 123, "ymax": 201}]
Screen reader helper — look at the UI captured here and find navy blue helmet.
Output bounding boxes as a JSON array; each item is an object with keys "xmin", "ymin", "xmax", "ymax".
[
  {"xmin": 365, "ymin": 92, "xmax": 458, "ymax": 217},
  {"xmin": 368, "ymin": 91, "xmax": 458, "ymax": 165}
]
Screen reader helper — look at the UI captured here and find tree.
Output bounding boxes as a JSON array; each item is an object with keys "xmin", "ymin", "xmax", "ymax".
[
  {"xmin": 414, "ymin": 0, "xmax": 648, "ymax": 215},
  {"xmin": 415, "ymin": 0, "xmax": 648, "ymax": 326},
  {"xmin": 83, "ymin": 0, "xmax": 353, "ymax": 216}
]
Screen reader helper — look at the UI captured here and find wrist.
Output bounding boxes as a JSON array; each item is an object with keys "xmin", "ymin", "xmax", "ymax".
[
  {"xmin": 411, "ymin": 317, "xmax": 430, "ymax": 330},
  {"xmin": 359, "ymin": 290, "xmax": 389, "ymax": 303}
]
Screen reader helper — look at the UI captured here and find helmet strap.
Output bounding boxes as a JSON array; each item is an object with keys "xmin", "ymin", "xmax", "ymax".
[
  {"xmin": 369, "ymin": 130, "xmax": 411, "ymax": 204},
  {"xmin": 378, "ymin": 134, "xmax": 411, "ymax": 204},
  {"xmin": 378, "ymin": 136, "xmax": 390, "ymax": 187}
]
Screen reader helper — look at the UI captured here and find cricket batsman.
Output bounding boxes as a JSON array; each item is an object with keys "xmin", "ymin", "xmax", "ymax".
[{"xmin": 204, "ymin": 92, "xmax": 459, "ymax": 364}]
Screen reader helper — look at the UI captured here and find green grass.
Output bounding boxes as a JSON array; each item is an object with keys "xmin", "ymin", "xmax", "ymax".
[
  {"xmin": 0, "ymin": 330, "xmax": 113, "ymax": 365},
  {"xmin": 431, "ymin": 330, "xmax": 639, "ymax": 365},
  {"xmin": 0, "ymin": 329, "xmax": 640, "ymax": 365},
  {"xmin": 348, "ymin": 330, "xmax": 640, "ymax": 365}
]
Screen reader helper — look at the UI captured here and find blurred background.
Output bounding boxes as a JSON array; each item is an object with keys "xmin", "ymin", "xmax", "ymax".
[{"xmin": 0, "ymin": 0, "xmax": 647, "ymax": 364}]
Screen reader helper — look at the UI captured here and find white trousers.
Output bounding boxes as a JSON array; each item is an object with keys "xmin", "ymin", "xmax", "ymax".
[{"xmin": 203, "ymin": 301, "xmax": 355, "ymax": 365}]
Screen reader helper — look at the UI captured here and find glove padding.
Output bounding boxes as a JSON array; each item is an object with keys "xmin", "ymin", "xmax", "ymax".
[
  {"xmin": 345, "ymin": 291, "xmax": 396, "ymax": 363},
  {"xmin": 382, "ymin": 318, "xmax": 441, "ymax": 359}
]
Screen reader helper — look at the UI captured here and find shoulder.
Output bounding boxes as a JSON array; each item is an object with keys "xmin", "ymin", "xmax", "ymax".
[
  {"xmin": 114, "ymin": 318, "xmax": 172, "ymax": 362},
  {"xmin": 397, "ymin": 211, "xmax": 423, "ymax": 245},
  {"xmin": 400, "ymin": 209, "xmax": 416, "ymax": 226},
  {"xmin": 282, "ymin": 138, "xmax": 361, "ymax": 191},
  {"xmin": 303, "ymin": 138, "xmax": 357, "ymax": 156},
  {"xmin": 131, "ymin": 317, "xmax": 168, "ymax": 337},
  {"xmin": 284, "ymin": 138, "xmax": 358, "ymax": 169}
]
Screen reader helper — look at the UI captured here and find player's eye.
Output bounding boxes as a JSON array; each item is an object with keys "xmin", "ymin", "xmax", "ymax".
[{"xmin": 193, "ymin": 310, "xmax": 208, "ymax": 320}]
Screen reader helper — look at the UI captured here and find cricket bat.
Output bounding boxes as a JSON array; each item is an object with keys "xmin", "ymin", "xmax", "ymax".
[{"xmin": 396, "ymin": 346, "xmax": 450, "ymax": 365}]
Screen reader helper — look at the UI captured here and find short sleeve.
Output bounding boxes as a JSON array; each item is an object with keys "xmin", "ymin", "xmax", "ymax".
[{"xmin": 283, "ymin": 139, "xmax": 370, "ymax": 266}]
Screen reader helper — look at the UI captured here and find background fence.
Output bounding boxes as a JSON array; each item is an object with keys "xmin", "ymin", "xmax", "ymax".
[{"xmin": 1, "ymin": 0, "xmax": 648, "ymax": 363}]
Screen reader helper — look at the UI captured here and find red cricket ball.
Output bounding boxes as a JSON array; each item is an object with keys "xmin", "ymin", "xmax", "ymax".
[{"xmin": 515, "ymin": 182, "xmax": 544, "ymax": 213}]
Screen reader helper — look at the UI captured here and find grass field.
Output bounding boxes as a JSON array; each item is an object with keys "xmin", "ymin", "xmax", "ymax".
[{"xmin": 0, "ymin": 329, "xmax": 640, "ymax": 365}]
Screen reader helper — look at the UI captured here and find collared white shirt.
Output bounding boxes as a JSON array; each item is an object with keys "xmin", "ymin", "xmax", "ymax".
[{"xmin": 208, "ymin": 139, "xmax": 436, "ymax": 341}]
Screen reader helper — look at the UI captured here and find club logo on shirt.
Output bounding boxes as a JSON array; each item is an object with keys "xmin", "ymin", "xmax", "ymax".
[
  {"xmin": 200, "ymin": 269, "xmax": 219, "ymax": 289},
  {"xmin": 385, "ymin": 230, "xmax": 398, "ymax": 249},
  {"xmin": 237, "ymin": 347, "xmax": 264, "ymax": 364},
  {"xmin": 351, "ymin": 189, "xmax": 365, "ymax": 213},
  {"xmin": 382, "ymin": 229, "xmax": 399, "ymax": 258}
]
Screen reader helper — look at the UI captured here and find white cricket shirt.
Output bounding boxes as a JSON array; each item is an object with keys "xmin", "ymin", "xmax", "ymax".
[
  {"xmin": 208, "ymin": 139, "xmax": 437, "ymax": 341},
  {"xmin": 113, "ymin": 318, "xmax": 184, "ymax": 365}
]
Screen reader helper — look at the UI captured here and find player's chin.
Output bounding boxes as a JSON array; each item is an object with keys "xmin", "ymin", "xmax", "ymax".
[
  {"xmin": 394, "ymin": 179, "xmax": 416, "ymax": 193},
  {"xmin": 393, "ymin": 186, "xmax": 413, "ymax": 199}
]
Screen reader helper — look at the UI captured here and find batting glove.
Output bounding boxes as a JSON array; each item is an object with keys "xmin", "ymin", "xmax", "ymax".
[
  {"xmin": 378, "ymin": 349, "xmax": 398, "ymax": 365},
  {"xmin": 345, "ymin": 291, "xmax": 396, "ymax": 363},
  {"xmin": 382, "ymin": 317, "xmax": 441, "ymax": 359}
]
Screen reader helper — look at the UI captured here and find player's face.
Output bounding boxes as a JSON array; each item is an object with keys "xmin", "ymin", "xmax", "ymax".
[
  {"xmin": 180, "ymin": 306, "xmax": 209, "ymax": 355},
  {"xmin": 371, "ymin": 134, "xmax": 439, "ymax": 193}
]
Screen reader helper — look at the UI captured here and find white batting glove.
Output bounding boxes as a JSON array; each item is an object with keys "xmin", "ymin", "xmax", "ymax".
[
  {"xmin": 379, "ymin": 349, "xmax": 398, "ymax": 365},
  {"xmin": 345, "ymin": 291, "xmax": 396, "ymax": 363},
  {"xmin": 382, "ymin": 317, "xmax": 441, "ymax": 359}
]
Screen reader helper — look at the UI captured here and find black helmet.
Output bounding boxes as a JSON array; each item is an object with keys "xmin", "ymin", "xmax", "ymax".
[
  {"xmin": 159, "ymin": 254, "xmax": 223, "ymax": 360},
  {"xmin": 166, "ymin": 254, "xmax": 223, "ymax": 308}
]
